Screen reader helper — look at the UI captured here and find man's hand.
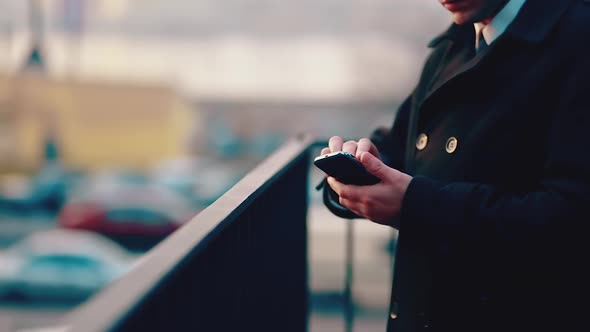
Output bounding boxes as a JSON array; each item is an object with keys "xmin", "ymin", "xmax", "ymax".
[
  {"xmin": 326, "ymin": 151, "xmax": 412, "ymax": 228},
  {"xmin": 320, "ymin": 136, "xmax": 381, "ymax": 160}
]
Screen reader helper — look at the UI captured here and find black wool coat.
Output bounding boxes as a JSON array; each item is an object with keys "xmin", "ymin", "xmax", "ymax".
[{"xmin": 324, "ymin": 0, "xmax": 590, "ymax": 331}]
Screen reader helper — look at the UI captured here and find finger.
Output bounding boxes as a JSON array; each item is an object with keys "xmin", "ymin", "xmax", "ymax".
[
  {"xmin": 360, "ymin": 152, "xmax": 390, "ymax": 180},
  {"xmin": 357, "ymin": 138, "xmax": 381, "ymax": 159},
  {"xmin": 327, "ymin": 176, "xmax": 345, "ymax": 196},
  {"xmin": 320, "ymin": 147, "xmax": 330, "ymax": 155},
  {"xmin": 327, "ymin": 177, "xmax": 357, "ymax": 200},
  {"xmin": 342, "ymin": 140, "xmax": 358, "ymax": 156},
  {"xmin": 338, "ymin": 197, "xmax": 363, "ymax": 216},
  {"xmin": 326, "ymin": 176, "xmax": 339, "ymax": 192},
  {"xmin": 328, "ymin": 136, "xmax": 344, "ymax": 153}
]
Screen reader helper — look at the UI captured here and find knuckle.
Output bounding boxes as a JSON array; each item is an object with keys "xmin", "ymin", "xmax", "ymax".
[
  {"xmin": 339, "ymin": 189, "xmax": 349, "ymax": 199},
  {"xmin": 329, "ymin": 136, "xmax": 342, "ymax": 144},
  {"xmin": 343, "ymin": 140, "xmax": 357, "ymax": 148},
  {"xmin": 360, "ymin": 197, "xmax": 371, "ymax": 207},
  {"xmin": 362, "ymin": 197, "xmax": 373, "ymax": 208},
  {"xmin": 372, "ymin": 161, "xmax": 383, "ymax": 173}
]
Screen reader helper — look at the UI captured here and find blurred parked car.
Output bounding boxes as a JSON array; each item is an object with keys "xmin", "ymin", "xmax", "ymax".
[
  {"xmin": 58, "ymin": 178, "xmax": 198, "ymax": 244},
  {"xmin": 0, "ymin": 137, "xmax": 73, "ymax": 218},
  {"xmin": 0, "ymin": 229, "xmax": 135, "ymax": 302},
  {"xmin": 0, "ymin": 165, "xmax": 67, "ymax": 218}
]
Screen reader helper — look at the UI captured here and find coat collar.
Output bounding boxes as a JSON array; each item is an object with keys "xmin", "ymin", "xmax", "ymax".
[
  {"xmin": 428, "ymin": 24, "xmax": 470, "ymax": 48},
  {"xmin": 428, "ymin": 0, "xmax": 574, "ymax": 48},
  {"xmin": 505, "ymin": 0, "xmax": 574, "ymax": 43}
]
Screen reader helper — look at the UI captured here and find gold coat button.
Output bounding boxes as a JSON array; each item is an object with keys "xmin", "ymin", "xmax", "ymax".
[
  {"xmin": 390, "ymin": 301, "xmax": 399, "ymax": 320},
  {"xmin": 416, "ymin": 133, "xmax": 428, "ymax": 151},
  {"xmin": 445, "ymin": 137, "xmax": 458, "ymax": 153}
]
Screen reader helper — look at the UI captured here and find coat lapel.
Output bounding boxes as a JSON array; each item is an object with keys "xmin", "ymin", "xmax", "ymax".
[
  {"xmin": 422, "ymin": 24, "xmax": 479, "ymax": 108},
  {"xmin": 427, "ymin": 36, "xmax": 481, "ymax": 100},
  {"xmin": 420, "ymin": 0, "xmax": 574, "ymax": 110}
]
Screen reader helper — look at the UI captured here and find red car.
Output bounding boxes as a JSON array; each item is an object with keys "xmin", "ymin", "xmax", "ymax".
[{"xmin": 58, "ymin": 180, "xmax": 198, "ymax": 247}]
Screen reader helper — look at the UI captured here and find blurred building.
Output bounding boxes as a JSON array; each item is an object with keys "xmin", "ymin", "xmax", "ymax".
[
  {"xmin": 0, "ymin": 0, "xmax": 449, "ymax": 160},
  {"xmin": 0, "ymin": 73, "xmax": 197, "ymax": 173},
  {"xmin": 0, "ymin": 0, "xmax": 448, "ymax": 103}
]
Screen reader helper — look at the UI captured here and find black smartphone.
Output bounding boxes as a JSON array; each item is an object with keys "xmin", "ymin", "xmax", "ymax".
[{"xmin": 314, "ymin": 151, "xmax": 380, "ymax": 186}]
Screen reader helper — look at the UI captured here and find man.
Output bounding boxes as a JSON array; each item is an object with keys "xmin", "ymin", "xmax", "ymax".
[{"xmin": 320, "ymin": 0, "xmax": 590, "ymax": 331}]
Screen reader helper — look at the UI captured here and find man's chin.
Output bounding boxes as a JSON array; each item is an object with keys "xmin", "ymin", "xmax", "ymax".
[{"xmin": 451, "ymin": 12, "xmax": 478, "ymax": 25}]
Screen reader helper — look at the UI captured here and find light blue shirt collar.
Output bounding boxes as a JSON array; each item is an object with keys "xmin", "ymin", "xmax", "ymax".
[{"xmin": 474, "ymin": 0, "xmax": 527, "ymax": 50}]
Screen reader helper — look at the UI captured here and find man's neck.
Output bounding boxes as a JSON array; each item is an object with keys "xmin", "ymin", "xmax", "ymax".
[{"xmin": 480, "ymin": 17, "xmax": 493, "ymax": 25}]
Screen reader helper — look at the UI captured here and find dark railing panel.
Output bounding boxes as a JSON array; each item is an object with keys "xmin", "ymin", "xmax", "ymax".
[{"xmin": 62, "ymin": 135, "xmax": 313, "ymax": 332}]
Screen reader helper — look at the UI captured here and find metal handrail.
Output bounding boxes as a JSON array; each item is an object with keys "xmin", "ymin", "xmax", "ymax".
[{"xmin": 60, "ymin": 134, "xmax": 315, "ymax": 332}]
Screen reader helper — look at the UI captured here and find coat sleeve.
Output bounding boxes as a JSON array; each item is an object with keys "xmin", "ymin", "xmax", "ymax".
[
  {"xmin": 320, "ymin": 97, "xmax": 413, "ymax": 219},
  {"xmin": 399, "ymin": 58, "xmax": 590, "ymax": 265}
]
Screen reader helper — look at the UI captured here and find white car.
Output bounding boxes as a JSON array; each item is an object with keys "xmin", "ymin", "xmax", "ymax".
[{"xmin": 0, "ymin": 229, "xmax": 136, "ymax": 302}]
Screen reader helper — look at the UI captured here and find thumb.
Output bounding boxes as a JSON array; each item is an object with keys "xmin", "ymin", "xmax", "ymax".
[{"xmin": 360, "ymin": 152, "xmax": 390, "ymax": 180}]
